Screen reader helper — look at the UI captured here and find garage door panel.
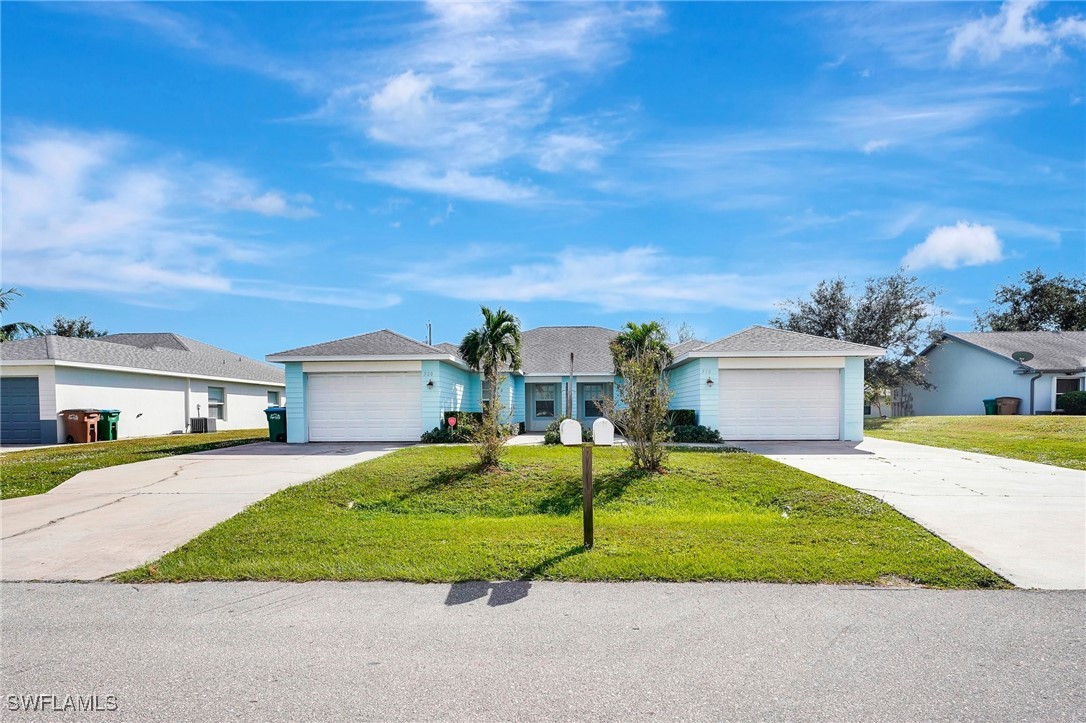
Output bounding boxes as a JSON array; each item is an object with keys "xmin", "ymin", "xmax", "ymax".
[
  {"xmin": 719, "ymin": 369, "xmax": 840, "ymax": 441},
  {"xmin": 307, "ymin": 373, "xmax": 421, "ymax": 442},
  {"xmin": 0, "ymin": 377, "xmax": 42, "ymax": 445}
]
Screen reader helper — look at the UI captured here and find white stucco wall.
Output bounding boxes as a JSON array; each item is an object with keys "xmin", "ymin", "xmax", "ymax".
[
  {"xmin": 909, "ymin": 340, "xmax": 1038, "ymax": 415},
  {"xmin": 54, "ymin": 366, "xmax": 282, "ymax": 439}
]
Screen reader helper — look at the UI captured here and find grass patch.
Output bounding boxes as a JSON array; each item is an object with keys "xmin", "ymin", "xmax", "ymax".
[
  {"xmin": 865, "ymin": 415, "xmax": 1086, "ymax": 470},
  {"xmin": 0, "ymin": 430, "xmax": 267, "ymax": 499},
  {"xmin": 119, "ymin": 445, "xmax": 1007, "ymax": 588}
]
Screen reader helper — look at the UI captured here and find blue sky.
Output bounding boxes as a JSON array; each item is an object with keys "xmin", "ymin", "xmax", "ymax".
[{"xmin": 2, "ymin": 1, "xmax": 1084, "ymax": 359}]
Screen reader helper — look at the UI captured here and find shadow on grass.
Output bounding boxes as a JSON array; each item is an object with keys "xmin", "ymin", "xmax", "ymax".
[
  {"xmin": 444, "ymin": 545, "xmax": 586, "ymax": 607},
  {"xmin": 532, "ymin": 467, "xmax": 649, "ymax": 515}
]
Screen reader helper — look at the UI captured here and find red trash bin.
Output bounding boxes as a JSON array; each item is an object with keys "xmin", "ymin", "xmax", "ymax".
[{"xmin": 60, "ymin": 409, "xmax": 100, "ymax": 443}]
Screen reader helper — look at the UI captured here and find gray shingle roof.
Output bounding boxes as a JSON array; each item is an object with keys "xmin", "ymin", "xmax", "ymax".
[
  {"xmin": 936, "ymin": 331, "xmax": 1086, "ymax": 372},
  {"xmin": 267, "ymin": 329, "xmax": 448, "ymax": 360},
  {"xmin": 670, "ymin": 339, "xmax": 707, "ymax": 357},
  {"xmin": 433, "ymin": 342, "xmax": 462, "ymax": 358},
  {"xmin": 520, "ymin": 326, "xmax": 617, "ymax": 375},
  {"xmin": 0, "ymin": 334, "xmax": 284, "ymax": 384},
  {"xmin": 682, "ymin": 325, "xmax": 885, "ymax": 357}
]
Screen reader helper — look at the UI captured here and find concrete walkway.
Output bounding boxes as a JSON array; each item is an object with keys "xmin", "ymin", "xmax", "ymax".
[
  {"xmin": 1, "ymin": 582, "xmax": 1082, "ymax": 721},
  {"xmin": 1, "ymin": 442, "xmax": 403, "ymax": 581},
  {"xmin": 742, "ymin": 438, "xmax": 1086, "ymax": 590}
]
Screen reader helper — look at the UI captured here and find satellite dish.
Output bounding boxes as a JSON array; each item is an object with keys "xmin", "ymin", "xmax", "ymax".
[{"xmin": 1011, "ymin": 351, "xmax": 1034, "ymax": 363}]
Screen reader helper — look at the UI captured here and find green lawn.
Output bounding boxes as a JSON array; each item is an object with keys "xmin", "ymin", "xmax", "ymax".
[
  {"xmin": 0, "ymin": 430, "xmax": 267, "ymax": 499},
  {"xmin": 865, "ymin": 415, "xmax": 1086, "ymax": 470},
  {"xmin": 118, "ymin": 445, "xmax": 1007, "ymax": 588}
]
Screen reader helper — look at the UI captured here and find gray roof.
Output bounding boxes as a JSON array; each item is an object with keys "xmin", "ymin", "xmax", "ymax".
[
  {"xmin": 670, "ymin": 339, "xmax": 707, "ymax": 357},
  {"xmin": 934, "ymin": 331, "xmax": 1086, "ymax": 372},
  {"xmin": 268, "ymin": 329, "xmax": 448, "ymax": 360},
  {"xmin": 433, "ymin": 342, "xmax": 462, "ymax": 358},
  {"xmin": 520, "ymin": 326, "xmax": 617, "ymax": 375},
  {"xmin": 680, "ymin": 325, "xmax": 885, "ymax": 358},
  {"xmin": 0, "ymin": 333, "xmax": 284, "ymax": 384}
]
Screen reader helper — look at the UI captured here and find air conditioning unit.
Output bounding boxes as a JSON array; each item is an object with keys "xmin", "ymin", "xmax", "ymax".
[
  {"xmin": 206, "ymin": 417, "xmax": 218, "ymax": 432},
  {"xmin": 190, "ymin": 417, "xmax": 209, "ymax": 433}
]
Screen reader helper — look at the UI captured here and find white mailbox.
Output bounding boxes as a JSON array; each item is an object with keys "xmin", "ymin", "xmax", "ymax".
[
  {"xmin": 592, "ymin": 418, "xmax": 615, "ymax": 446},
  {"xmin": 559, "ymin": 418, "xmax": 583, "ymax": 446}
]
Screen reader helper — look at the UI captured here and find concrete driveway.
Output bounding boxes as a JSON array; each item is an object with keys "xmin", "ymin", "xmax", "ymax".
[
  {"xmin": 1, "ymin": 442, "xmax": 403, "ymax": 581},
  {"xmin": 742, "ymin": 438, "xmax": 1086, "ymax": 590}
]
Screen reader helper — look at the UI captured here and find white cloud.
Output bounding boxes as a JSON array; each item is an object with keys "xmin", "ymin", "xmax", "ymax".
[
  {"xmin": 861, "ymin": 139, "xmax": 893, "ymax": 154},
  {"xmin": 367, "ymin": 161, "xmax": 538, "ymax": 203},
  {"xmin": 319, "ymin": 2, "xmax": 663, "ymax": 200},
  {"xmin": 1, "ymin": 127, "xmax": 394, "ymax": 309},
  {"xmin": 389, "ymin": 245, "xmax": 840, "ymax": 313},
  {"xmin": 950, "ymin": 1, "xmax": 1086, "ymax": 64},
  {"xmin": 429, "ymin": 203, "xmax": 455, "ymax": 226},
  {"xmin": 902, "ymin": 222, "xmax": 1005, "ymax": 269}
]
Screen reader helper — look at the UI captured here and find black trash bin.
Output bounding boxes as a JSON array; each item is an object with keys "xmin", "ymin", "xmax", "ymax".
[{"xmin": 264, "ymin": 406, "xmax": 287, "ymax": 442}]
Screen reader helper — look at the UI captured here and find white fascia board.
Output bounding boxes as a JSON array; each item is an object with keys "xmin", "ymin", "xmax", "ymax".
[
  {"xmin": 33, "ymin": 359, "xmax": 285, "ymax": 387},
  {"xmin": 266, "ymin": 353, "xmax": 471, "ymax": 370},
  {"xmin": 677, "ymin": 349, "xmax": 884, "ymax": 364}
]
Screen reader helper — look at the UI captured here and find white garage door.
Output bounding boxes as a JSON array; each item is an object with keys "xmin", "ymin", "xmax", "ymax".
[
  {"xmin": 307, "ymin": 373, "xmax": 422, "ymax": 442},
  {"xmin": 718, "ymin": 369, "xmax": 841, "ymax": 441}
]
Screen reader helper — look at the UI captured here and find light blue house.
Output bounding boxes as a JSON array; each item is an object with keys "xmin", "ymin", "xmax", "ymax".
[
  {"xmin": 908, "ymin": 331, "xmax": 1086, "ymax": 416},
  {"xmin": 266, "ymin": 325, "xmax": 883, "ymax": 443}
]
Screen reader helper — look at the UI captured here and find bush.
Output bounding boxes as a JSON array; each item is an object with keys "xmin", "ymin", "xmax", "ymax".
[
  {"xmin": 420, "ymin": 424, "xmax": 471, "ymax": 443},
  {"xmin": 542, "ymin": 418, "xmax": 593, "ymax": 445},
  {"xmin": 666, "ymin": 409, "xmax": 697, "ymax": 427},
  {"xmin": 670, "ymin": 424, "xmax": 723, "ymax": 443},
  {"xmin": 1056, "ymin": 390, "xmax": 1086, "ymax": 415},
  {"xmin": 443, "ymin": 411, "xmax": 483, "ymax": 428}
]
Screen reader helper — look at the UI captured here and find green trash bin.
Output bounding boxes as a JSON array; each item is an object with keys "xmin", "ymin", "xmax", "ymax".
[
  {"xmin": 97, "ymin": 409, "xmax": 121, "ymax": 441},
  {"xmin": 264, "ymin": 406, "xmax": 287, "ymax": 442},
  {"xmin": 982, "ymin": 399, "xmax": 997, "ymax": 415}
]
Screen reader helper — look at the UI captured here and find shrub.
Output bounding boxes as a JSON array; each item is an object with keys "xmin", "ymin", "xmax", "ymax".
[
  {"xmin": 542, "ymin": 418, "xmax": 593, "ymax": 445},
  {"xmin": 670, "ymin": 424, "xmax": 723, "ymax": 443},
  {"xmin": 420, "ymin": 423, "xmax": 472, "ymax": 444},
  {"xmin": 1056, "ymin": 390, "xmax": 1086, "ymax": 415},
  {"xmin": 666, "ymin": 409, "xmax": 697, "ymax": 427},
  {"xmin": 443, "ymin": 411, "xmax": 483, "ymax": 429}
]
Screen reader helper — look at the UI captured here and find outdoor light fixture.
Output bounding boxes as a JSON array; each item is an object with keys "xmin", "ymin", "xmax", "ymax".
[
  {"xmin": 426, "ymin": 380, "xmax": 434, "ymax": 388},
  {"xmin": 706, "ymin": 377, "xmax": 714, "ymax": 387}
]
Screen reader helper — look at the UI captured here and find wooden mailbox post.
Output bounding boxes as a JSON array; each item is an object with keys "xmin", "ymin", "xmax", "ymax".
[{"xmin": 561, "ymin": 418, "xmax": 614, "ymax": 549}]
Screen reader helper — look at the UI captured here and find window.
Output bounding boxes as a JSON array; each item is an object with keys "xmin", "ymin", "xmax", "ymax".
[
  {"xmin": 534, "ymin": 385, "xmax": 556, "ymax": 418},
  {"xmin": 208, "ymin": 386, "xmax": 225, "ymax": 420},
  {"xmin": 582, "ymin": 383, "xmax": 611, "ymax": 418},
  {"xmin": 1056, "ymin": 377, "xmax": 1083, "ymax": 406},
  {"xmin": 267, "ymin": 391, "xmax": 280, "ymax": 406},
  {"xmin": 863, "ymin": 405, "xmax": 872, "ymax": 416}
]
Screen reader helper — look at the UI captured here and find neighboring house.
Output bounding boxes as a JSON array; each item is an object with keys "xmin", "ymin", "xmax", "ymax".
[
  {"xmin": 909, "ymin": 331, "xmax": 1086, "ymax": 416},
  {"xmin": 0, "ymin": 333, "xmax": 285, "ymax": 445},
  {"xmin": 267, "ymin": 325, "xmax": 883, "ymax": 443}
]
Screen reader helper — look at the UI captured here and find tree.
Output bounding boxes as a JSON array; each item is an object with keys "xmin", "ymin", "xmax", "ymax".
[
  {"xmin": 599, "ymin": 345, "xmax": 673, "ymax": 473},
  {"xmin": 48, "ymin": 315, "xmax": 108, "ymax": 338},
  {"xmin": 975, "ymin": 269, "xmax": 1086, "ymax": 331},
  {"xmin": 611, "ymin": 321, "xmax": 674, "ymax": 371},
  {"xmin": 672, "ymin": 321, "xmax": 698, "ymax": 344},
  {"xmin": 771, "ymin": 270, "xmax": 945, "ymax": 413},
  {"xmin": 0, "ymin": 288, "xmax": 43, "ymax": 342},
  {"xmin": 459, "ymin": 306, "xmax": 522, "ymax": 469}
]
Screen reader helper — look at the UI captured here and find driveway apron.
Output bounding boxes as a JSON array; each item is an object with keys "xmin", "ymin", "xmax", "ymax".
[
  {"xmin": 1, "ymin": 442, "xmax": 403, "ymax": 581},
  {"xmin": 742, "ymin": 437, "xmax": 1086, "ymax": 590}
]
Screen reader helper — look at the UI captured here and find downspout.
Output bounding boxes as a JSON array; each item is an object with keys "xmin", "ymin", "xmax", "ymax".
[{"xmin": 1028, "ymin": 372, "xmax": 1043, "ymax": 415}]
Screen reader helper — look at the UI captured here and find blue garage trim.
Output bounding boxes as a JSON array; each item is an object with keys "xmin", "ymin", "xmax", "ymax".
[{"xmin": 284, "ymin": 362, "xmax": 307, "ymax": 443}]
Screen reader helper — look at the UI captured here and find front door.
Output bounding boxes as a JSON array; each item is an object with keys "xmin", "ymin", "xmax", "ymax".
[{"xmin": 527, "ymin": 383, "xmax": 558, "ymax": 432}]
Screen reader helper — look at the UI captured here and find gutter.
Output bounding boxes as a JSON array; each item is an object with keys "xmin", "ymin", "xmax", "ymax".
[{"xmin": 1028, "ymin": 372, "xmax": 1044, "ymax": 415}]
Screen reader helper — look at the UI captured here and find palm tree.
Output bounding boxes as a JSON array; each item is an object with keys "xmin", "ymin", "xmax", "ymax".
[
  {"xmin": 459, "ymin": 306, "xmax": 522, "ymax": 468},
  {"xmin": 610, "ymin": 321, "xmax": 673, "ymax": 370},
  {"xmin": 459, "ymin": 306, "xmax": 523, "ymax": 399},
  {"xmin": 0, "ymin": 288, "xmax": 43, "ymax": 342}
]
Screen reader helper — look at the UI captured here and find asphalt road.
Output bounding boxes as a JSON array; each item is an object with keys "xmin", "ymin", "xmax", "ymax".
[{"xmin": 1, "ymin": 582, "xmax": 1083, "ymax": 722}]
